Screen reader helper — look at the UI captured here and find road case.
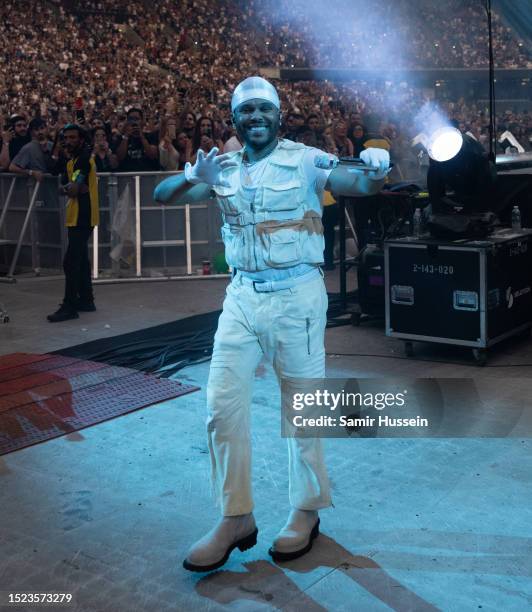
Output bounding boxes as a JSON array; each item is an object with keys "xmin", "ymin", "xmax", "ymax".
[{"xmin": 384, "ymin": 229, "xmax": 532, "ymax": 364}]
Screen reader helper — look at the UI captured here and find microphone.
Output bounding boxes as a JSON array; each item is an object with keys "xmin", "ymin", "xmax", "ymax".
[{"xmin": 314, "ymin": 154, "xmax": 383, "ymax": 173}]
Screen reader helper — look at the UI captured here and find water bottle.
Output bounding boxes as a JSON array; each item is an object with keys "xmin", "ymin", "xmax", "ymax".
[
  {"xmin": 511, "ymin": 206, "xmax": 522, "ymax": 231},
  {"xmin": 413, "ymin": 208, "xmax": 423, "ymax": 238}
]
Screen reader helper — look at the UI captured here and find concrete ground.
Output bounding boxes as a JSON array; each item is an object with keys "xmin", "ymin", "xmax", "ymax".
[{"xmin": 0, "ymin": 272, "xmax": 531, "ymax": 612}]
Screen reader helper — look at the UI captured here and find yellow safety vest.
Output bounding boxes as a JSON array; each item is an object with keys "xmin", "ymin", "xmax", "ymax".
[{"xmin": 65, "ymin": 156, "xmax": 99, "ymax": 227}]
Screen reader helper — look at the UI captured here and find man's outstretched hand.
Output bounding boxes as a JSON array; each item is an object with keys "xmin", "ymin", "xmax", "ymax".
[
  {"xmin": 184, "ymin": 147, "xmax": 239, "ymax": 187},
  {"xmin": 360, "ymin": 148, "xmax": 391, "ymax": 180}
]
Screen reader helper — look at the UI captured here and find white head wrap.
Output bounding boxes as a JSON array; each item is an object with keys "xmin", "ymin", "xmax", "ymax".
[{"xmin": 231, "ymin": 76, "xmax": 280, "ymax": 112}]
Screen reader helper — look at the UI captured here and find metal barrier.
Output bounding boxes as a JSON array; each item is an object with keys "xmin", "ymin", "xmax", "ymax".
[
  {"xmin": 0, "ymin": 172, "xmax": 227, "ymax": 283},
  {"xmin": 0, "ymin": 174, "xmax": 65, "ymax": 283}
]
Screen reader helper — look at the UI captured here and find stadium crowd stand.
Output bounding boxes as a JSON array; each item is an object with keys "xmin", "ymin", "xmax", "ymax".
[{"xmin": 0, "ymin": 0, "xmax": 530, "ymax": 176}]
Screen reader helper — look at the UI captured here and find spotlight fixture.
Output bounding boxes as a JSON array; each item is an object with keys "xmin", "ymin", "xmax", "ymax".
[
  {"xmin": 427, "ymin": 126, "xmax": 464, "ymax": 162},
  {"xmin": 427, "ymin": 130, "xmax": 497, "ymax": 215}
]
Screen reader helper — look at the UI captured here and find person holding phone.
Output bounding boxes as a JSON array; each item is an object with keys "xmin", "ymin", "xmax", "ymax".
[
  {"xmin": 114, "ymin": 107, "xmax": 159, "ymax": 172},
  {"xmin": 178, "ymin": 111, "xmax": 197, "ymax": 140},
  {"xmin": 175, "ymin": 132, "xmax": 193, "ymax": 170},
  {"xmin": 191, "ymin": 116, "xmax": 224, "ymax": 163},
  {"xmin": 158, "ymin": 116, "xmax": 180, "ymax": 171},
  {"xmin": 91, "ymin": 127, "xmax": 118, "ymax": 172},
  {"xmin": 167, "ymin": 117, "xmax": 177, "ymax": 141},
  {"xmin": 0, "ymin": 115, "xmax": 31, "ymax": 171}
]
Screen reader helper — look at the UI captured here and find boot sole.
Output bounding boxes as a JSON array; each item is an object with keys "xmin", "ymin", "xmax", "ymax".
[
  {"xmin": 47, "ymin": 313, "xmax": 79, "ymax": 322},
  {"xmin": 182, "ymin": 527, "xmax": 258, "ymax": 573},
  {"xmin": 268, "ymin": 518, "xmax": 320, "ymax": 562}
]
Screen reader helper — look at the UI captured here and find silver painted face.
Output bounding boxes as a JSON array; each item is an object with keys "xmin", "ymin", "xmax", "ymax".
[{"xmin": 233, "ymin": 98, "xmax": 280, "ymax": 150}]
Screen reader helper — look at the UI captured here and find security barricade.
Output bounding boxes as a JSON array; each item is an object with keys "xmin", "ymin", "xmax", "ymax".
[{"xmin": 0, "ymin": 172, "xmax": 227, "ymax": 283}]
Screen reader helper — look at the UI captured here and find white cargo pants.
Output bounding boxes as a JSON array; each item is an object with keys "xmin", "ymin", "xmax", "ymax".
[{"xmin": 206, "ymin": 272, "xmax": 332, "ymax": 516}]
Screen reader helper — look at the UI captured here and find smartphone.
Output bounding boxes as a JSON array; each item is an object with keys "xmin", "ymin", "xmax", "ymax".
[{"xmin": 76, "ymin": 109, "xmax": 85, "ymax": 122}]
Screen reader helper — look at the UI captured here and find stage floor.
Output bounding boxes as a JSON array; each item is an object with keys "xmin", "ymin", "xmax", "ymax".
[{"xmin": 1, "ymin": 273, "xmax": 531, "ymax": 611}]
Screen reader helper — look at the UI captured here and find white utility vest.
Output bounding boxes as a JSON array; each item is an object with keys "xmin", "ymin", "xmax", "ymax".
[{"xmin": 213, "ymin": 139, "xmax": 325, "ymax": 272}]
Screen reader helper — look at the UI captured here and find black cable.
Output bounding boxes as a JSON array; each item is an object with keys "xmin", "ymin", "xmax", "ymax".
[
  {"xmin": 69, "ymin": 325, "xmax": 217, "ymax": 377},
  {"xmin": 68, "ymin": 304, "xmax": 531, "ymax": 373}
]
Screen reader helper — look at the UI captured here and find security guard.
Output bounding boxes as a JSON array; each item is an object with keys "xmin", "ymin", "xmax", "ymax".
[
  {"xmin": 48, "ymin": 124, "xmax": 99, "ymax": 322},
  {"xmin": 154, "ymin": 77, "xmax": 390, "ymax": 571}
]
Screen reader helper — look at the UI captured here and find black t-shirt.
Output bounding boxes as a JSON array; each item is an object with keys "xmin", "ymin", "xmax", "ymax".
[
  {"xmin": 93, "ymin": 153, "xmax": 113, "ymax": 173},
  {"xmin": 113, "ymin": 131, "xmax": 160, "ymax": 172}
]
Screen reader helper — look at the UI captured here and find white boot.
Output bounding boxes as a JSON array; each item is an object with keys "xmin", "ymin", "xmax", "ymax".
[
  {"xmin": 269, "ymin": 509, "xmax": 320, "ymax": 561},
  {"xmin": 183, "ymin": 513, "xmax": 258, "ymax": 572}
]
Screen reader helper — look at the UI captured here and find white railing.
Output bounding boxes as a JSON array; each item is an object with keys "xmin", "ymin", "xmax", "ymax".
[{"xmin": 0, "ymin": 171, "xmax": 227, "ymax": 283}]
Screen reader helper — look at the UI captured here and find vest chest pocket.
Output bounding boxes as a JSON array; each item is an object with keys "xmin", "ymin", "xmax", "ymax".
[
  {"xmin": 261, "ymin": 180, "xmax": 301, "ymax": 212},
  {"xmin": 221, "ymin": 223, "xmax": 250, "ymax": 268},
  {"xmin": 215, "ymin": 180, "xmax": 240, "ymax": 215},
  {"xmin": 265, "ymin": 228, "xmax": 301, "ymax": 266}
]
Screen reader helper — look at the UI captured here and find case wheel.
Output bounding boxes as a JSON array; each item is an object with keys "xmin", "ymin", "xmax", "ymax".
[
  {"xmin": 472, "ymin": 348, "xmax": 487, "ymax": 366},
  {"xmin": 404, "ymin": 341, "xmax": 414, "ymax": 357},
  {"xmin": 351, "ymin": 312, "xmax": 361, "ymax": 326}
]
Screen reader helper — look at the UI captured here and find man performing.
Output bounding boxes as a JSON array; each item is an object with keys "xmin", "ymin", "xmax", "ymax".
[{"xmin": 154, "ymin": 77, "xmax": 389, "ymax": 572}]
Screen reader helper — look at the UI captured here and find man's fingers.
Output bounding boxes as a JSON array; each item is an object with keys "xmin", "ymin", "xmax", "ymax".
[
  {"xmin": 219, "ymin": 160, "xmax": 239, "ymax": 170},
  {"xmin": 197, "ymin": 149, "xmax": 205, "ymax": 161},
  {"xmin": 206, "ymin": 147, "xmax": 219, "ymax": 160},
  {"xmin": 378, "ymin": 151, "xmax": 390, "ymax": 174},
  {"xmin": 214, "ymin": 152, "xmax": 234, "ymax": 163},
  {"xmin": 361, "ymin": 148, "xmax": 389, "ymax": 173}
]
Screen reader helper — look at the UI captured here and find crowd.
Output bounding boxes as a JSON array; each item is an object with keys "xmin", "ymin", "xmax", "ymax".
[
  {"xmin": 0, "ymin": 0, "xmax": 530, "ymax": 178},
  {"xmin": 1, "ymin": 83, "xmax": 530, "ymax": 180},
  {"xmin": 249, "ymin": 0, "xmax": 531, "ymax": 70}
]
